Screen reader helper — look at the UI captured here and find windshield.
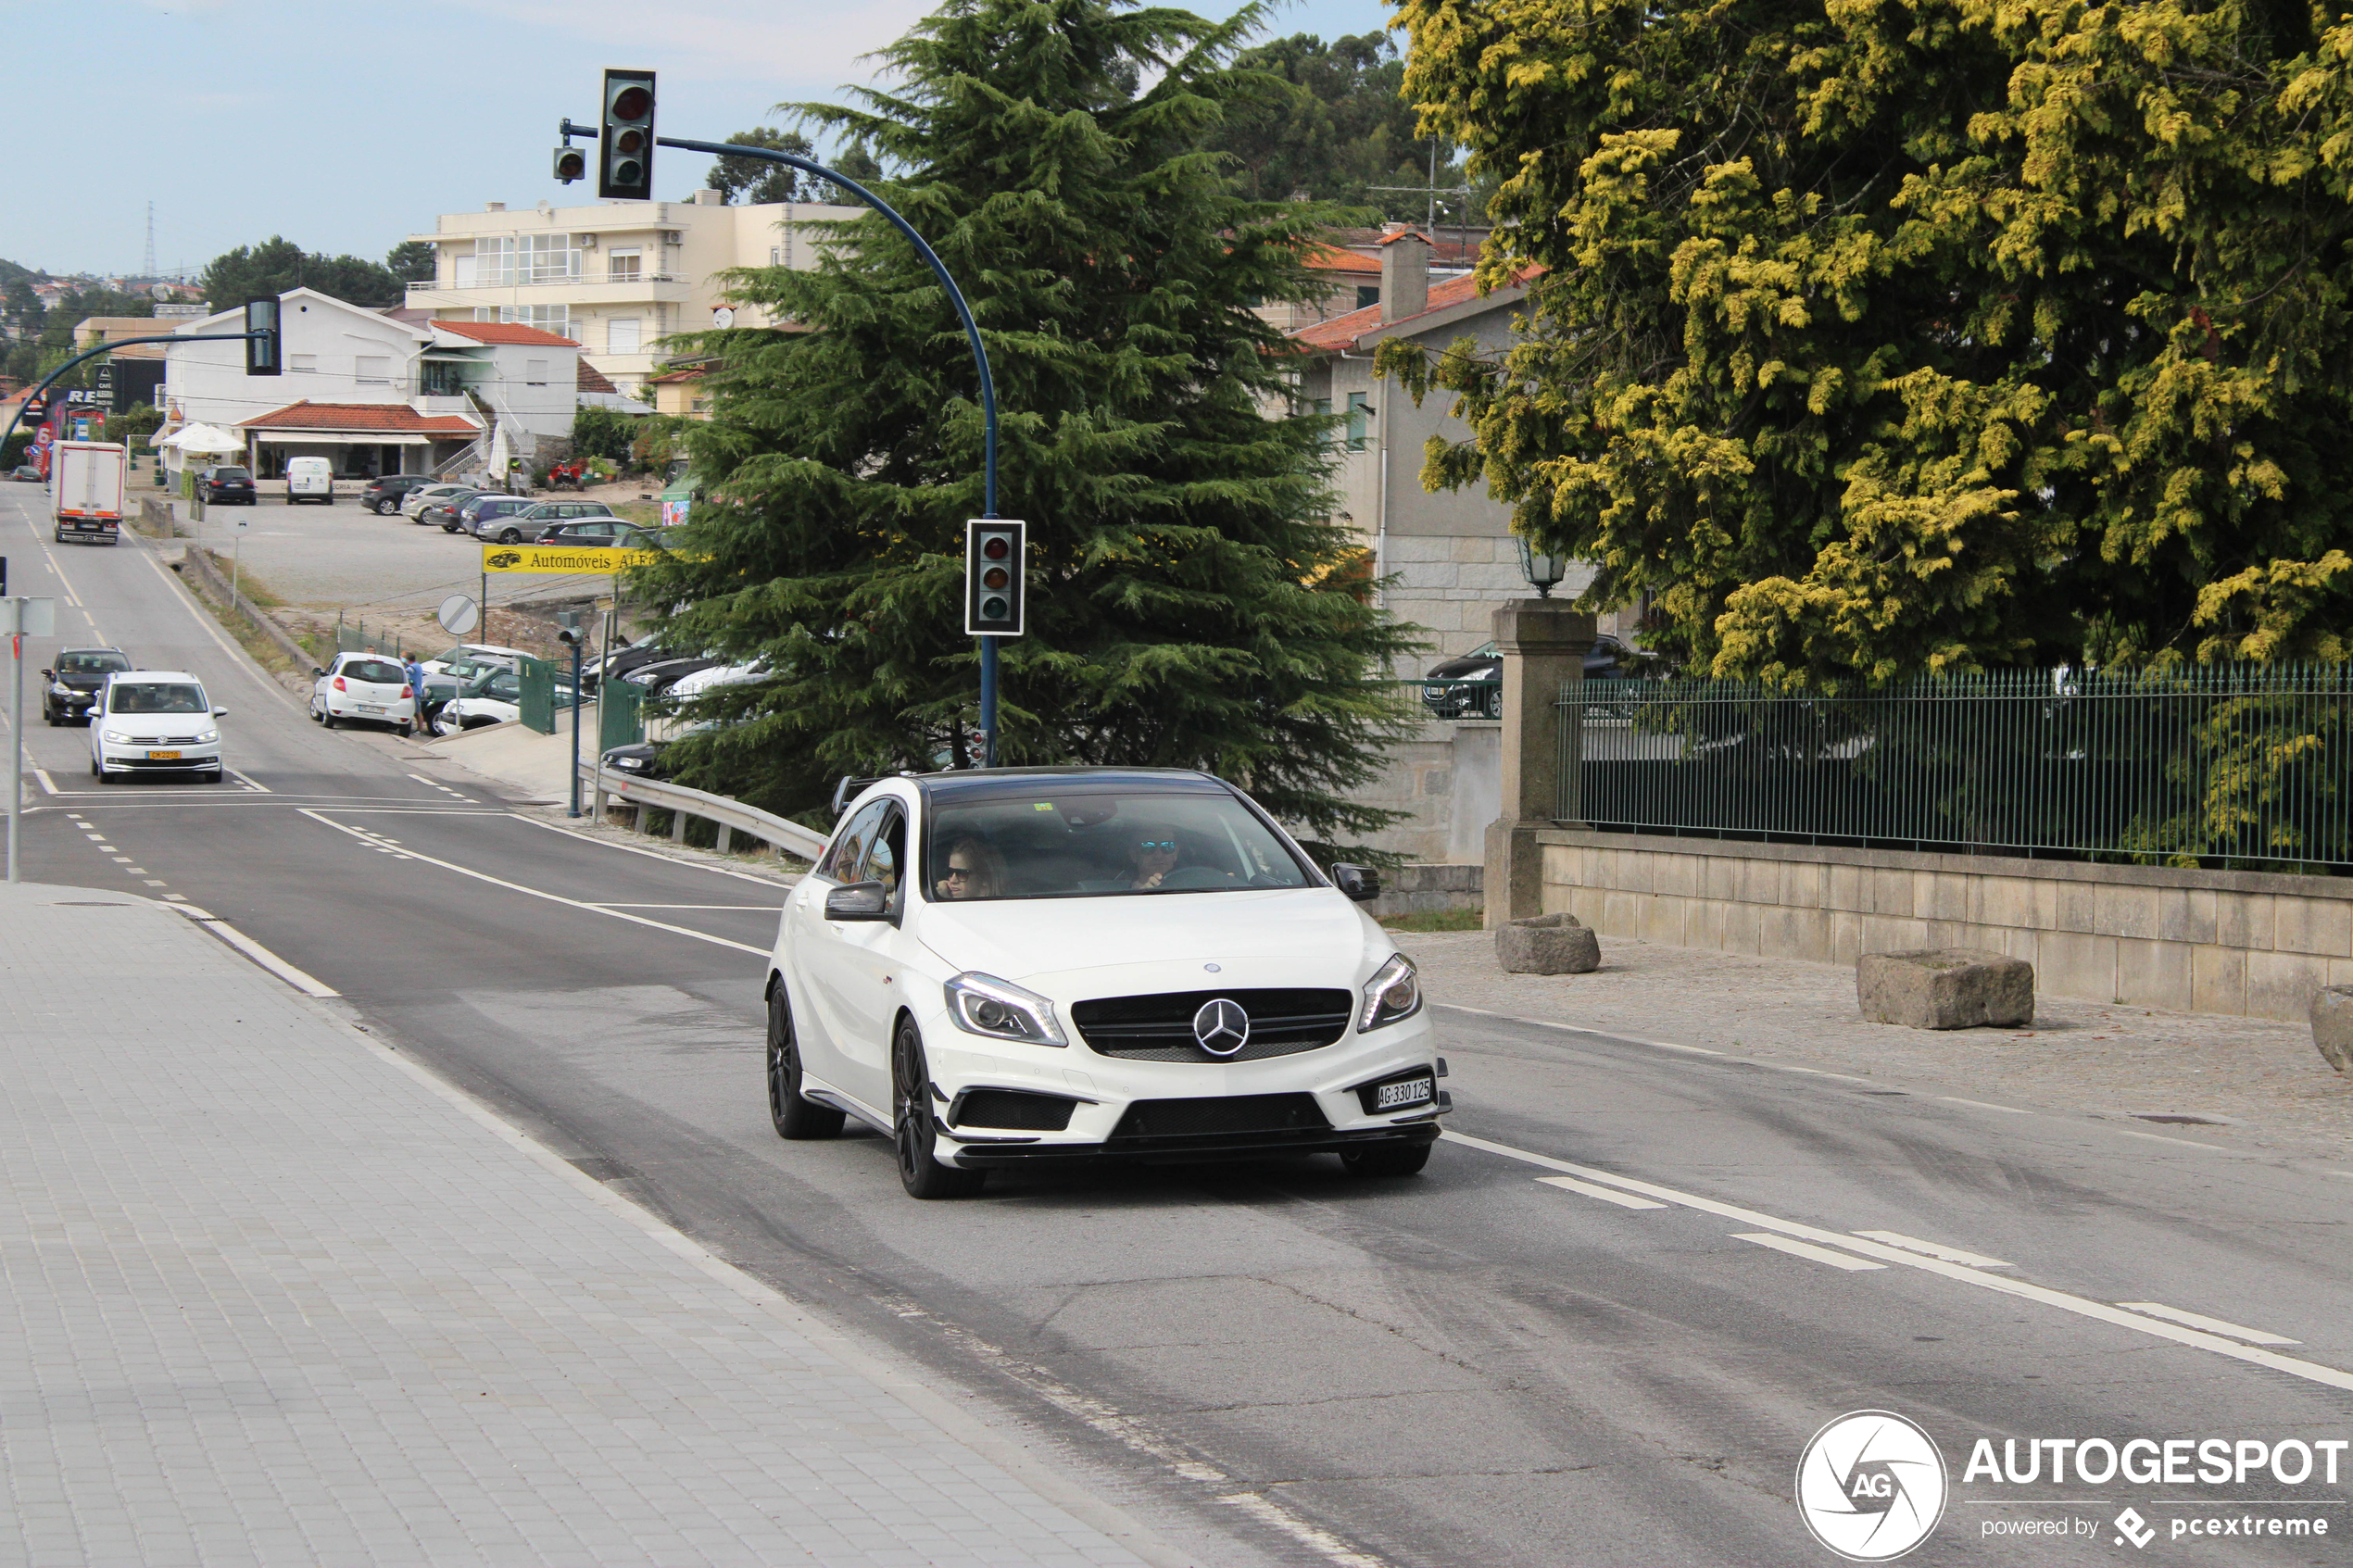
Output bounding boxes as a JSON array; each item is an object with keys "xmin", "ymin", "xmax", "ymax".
[
  {"xmin": 921, "ymin": 786, "xmax": 1311, "ymax": 902},
  {"xmin": 108, "ymin": 681, "xmax": 208, "ymax": 715},
  {"xmin": 58, "ymin": 651, "xmax": 128, "ymax": 675}
]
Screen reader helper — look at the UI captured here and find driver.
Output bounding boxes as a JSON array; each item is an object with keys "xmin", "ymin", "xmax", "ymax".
[
  {"xmin": 1126, "ymin": 829, "xmax": 1180, "ymax": 890},
  {"xmin": 935, "ymin": 835, "xmax": 1005, "ymax": 900}
]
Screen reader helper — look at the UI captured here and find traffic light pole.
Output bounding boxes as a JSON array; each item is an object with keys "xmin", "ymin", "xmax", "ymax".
[
  {"xmin": 0, "ymin": 332, "xmax": 270, "ymax": 458},
  {"xmin": 565, "ymin": 121, "xmax": 1003, "ymax": 762}
]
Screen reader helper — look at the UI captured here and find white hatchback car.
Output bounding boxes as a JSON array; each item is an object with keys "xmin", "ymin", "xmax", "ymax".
[
  {"xmin": 89, "ymin": 672, "xmax": 225, "ymax": 784},
  {"xmin": 765, "ymin": 768, "xmax": 1445, "ymax": 1198},
  {"xmin": 309, "ymin": 653, "xmax": 416, "ymax": 734}
]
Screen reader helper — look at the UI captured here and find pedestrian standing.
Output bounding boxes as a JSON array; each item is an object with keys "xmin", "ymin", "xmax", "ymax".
[{"xmin": 403, "ymin": 656, "xmax": 437, "ymax": 738}]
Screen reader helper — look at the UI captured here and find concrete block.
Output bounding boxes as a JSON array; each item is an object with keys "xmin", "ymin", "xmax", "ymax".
[
  {"xmin": 1722, "ymin": 900, "xmax": 1763, "ymax": 954},
  {"xmin": 1706, "ymin": 858, "xmax": 1742, "ymax": 902},
  {"xmin": 1827, "ymin": 864, "xmax": 1866, "ymax": 912},
  {"xmin": 2247, "ymin": 949, "xmax": 2332, "ymax": 1022},
  {"xmin": 1740, "ymin": 859, "xmax": 1780, "ymax": 907},
  {"xmin": 1921, "ymin": 872, "xmax": 1970, "ymax": 923},
  {"xmin": 1975, "ymin": 877, "xmax": 2036, "ymax": 930},
  {"xmin": 2315, "ymin": 986, "xmax": 2353, "ymax": 1074},
  {"xmin": 2116, "ymin": 938, "xmax": 2193, "ymax": 1012},
  {"xmin": 1867, "ymin": 870, "xmax": 1915, "ymax": 917},
  {"xmin": 1768, "ymin": 905, "xmax": 1831, "ymax": 963},
  {"xmin": 2095, "ymin": 882, "xmax": 2161, "ymax": 941},
  {"xmin": 1856, "ymin": 948, "xmax": 2036, "ymax": 1029},
  {"xmin": 1653, "ymin": 853, "xmax": 1701, "ymax": 900},
  {"xmin": 2190, "ymin": 945, "xmax": 2246, "ymax": 1016},
  {"xmin": 2274, "ymin": 897, "xmax": 2353, "ymax": 959},
  {"xmin": 1639, "ymin": 895, "xmax": 1685, "ymax": 947},
  {"xmin": 2216, "ymin": 893, "xmax": 2274, "ymax": 950},
  {"xmin": 1861, "ymin": 914, "xmax": 1931, "ymax": 956},
  {"xmin": 1496, "ymin": 912, "xmax": 1601, "ymax": 974},
  {"xmin": 2186, "ymin": 888, "xmax": 2219, "ymax": 947}
]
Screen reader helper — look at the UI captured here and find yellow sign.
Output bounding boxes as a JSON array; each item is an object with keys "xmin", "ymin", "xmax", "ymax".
[{"xmin": 479, "ymin": 545, "xmax": 661, "ymax": 574}]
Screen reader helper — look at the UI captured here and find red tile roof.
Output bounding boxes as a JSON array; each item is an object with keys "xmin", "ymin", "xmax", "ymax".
[
  {"xmin": 1302, "ymin": 243, "xmax": 1380, "ymax": 276},
  {"xmin": 577, "ymin": 359, "xmax": 619, "ymax": 395},
  {"xmin": 239, "ymin": 401, "xmax": 483, "ymax": 434},
  {"xmin": 1287, "ymin": 267, "xmax": 1541, "ymax": 352},
  {"xmin": 644, "ymin": 364, "xmax": 710, "ymax": 385},
  {"xmin": 430, "ymin": 320, "xmax": 581, "ymax": 347}
]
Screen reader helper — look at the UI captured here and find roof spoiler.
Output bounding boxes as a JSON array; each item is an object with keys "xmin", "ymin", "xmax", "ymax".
[{"xmin": 830, "ymin": 775, "xmax": 886, "ymax": 818}]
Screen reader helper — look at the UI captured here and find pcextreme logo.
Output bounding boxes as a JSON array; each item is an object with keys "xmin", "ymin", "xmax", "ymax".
[{"xmin": 1796, "ymin": 1411, "xmax": 1949, "ymax": 1562}]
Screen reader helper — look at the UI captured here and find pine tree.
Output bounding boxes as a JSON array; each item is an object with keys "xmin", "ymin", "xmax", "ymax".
[{"xmin": 639, "ymin": 0, "xmax": 1417, "ymax": 853}]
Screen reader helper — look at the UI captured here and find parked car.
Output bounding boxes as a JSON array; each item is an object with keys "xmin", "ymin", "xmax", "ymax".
[
  {"xmin": 764, "ymin": 768, "xmax": 1440, "ymax": 1198},
  {"xmin": 41, "ymin": 646, "xmax": 131, "ymax": 725},
  {"xmin": 284, "ymin": 456, "xmax": 334, "ymax": 505},
  {"xmin": 308, "ymin": 652, "xmax": 418, "ymax": 734},
  {"xmin": 196, "ymin": 465, "xmax": 257, "ymax": 505},
  {"xmin": 662, "ymin": 659, "xmax": 765, "ymax": 700},
  {"xmin": 533, "ymin": 518, "xmax": 668, "ymax": 549},
  {"xmin": 456, "ymin": 494, "xmax": 536, "ymax": 536},
  {"xmin": 402, "ymin": 483, "xmax": 477, "ymax": 521},
  {"xmin": 582, "ymin": 633, "xmax": 673, "ymax": 694},
  {"xmin": 475, "ymin": 499, "xmax": 618, "ymax": 546},
  {"xmin": 361, "ymin": 474, "xmax": 434, "ymax": 515},
  {"xmin": 90, "ymin": 671, "xmax": 226, "ymax": 784},
  {"xmin": 416, "ymin": 488, "xmax": 488, "ymax": 529},
  {"xmin": 439, "ymin": 666, "xmax": 574, "ymax": 729},
  {"xmin": 421, "ymin": 643, "xmax": 528, "ymax": 677},
  {"xmin": 1418, "ymin": 633, "xmax": 1655, "ymax": 720},
  {"xmin": 11, "ymin": 464, "xmax": 42, "ymax": 483},
  {"xmin": 623, "ymin": 656, "xmax": 721, "ymax": 696},
  {"xmin": 598, "ymin": 740, "xmax": 672, "ymax": 779}
]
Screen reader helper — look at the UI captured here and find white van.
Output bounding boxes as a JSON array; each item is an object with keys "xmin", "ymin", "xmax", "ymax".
[{"xmin": 284, "ymin": 457, "xmax": 333, "ymax": 506}]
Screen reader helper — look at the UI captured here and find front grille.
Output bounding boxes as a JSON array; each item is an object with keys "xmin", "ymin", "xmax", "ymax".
[
  {"xmin": 953, "ymin": 1089, "xmax": 1076, "ymax": 1132},
  {"xmin": 1109, "ymin": 1093, "xmax": 1330, "ymax": 1141},
  {"xmin": 1072, "ymin": 988, "xmax": 1353, "ymax": 1062}
]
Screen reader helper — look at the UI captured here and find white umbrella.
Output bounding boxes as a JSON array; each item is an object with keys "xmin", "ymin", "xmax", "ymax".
[{"xmin": 157, "ymin": 422, "xmax": 244, "ymax": 454}]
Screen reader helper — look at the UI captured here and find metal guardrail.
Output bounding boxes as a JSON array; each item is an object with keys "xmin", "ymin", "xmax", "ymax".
[
  {"xmin": 580, "ymin": 760, "xmax": 829, "ymax": 862},
  {"xmin": 1564, "ymin": 664, "xmax": 2353, "ymax": 869}
]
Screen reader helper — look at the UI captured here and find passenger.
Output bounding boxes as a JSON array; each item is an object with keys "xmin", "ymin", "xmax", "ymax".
[
  {"xmin": 935, "ymin": 835, "xmax": 1005, "ymax": 900},
  {"xmin": 1126, "ymin": 830, "xmax": 1180, "ymax": 890}
]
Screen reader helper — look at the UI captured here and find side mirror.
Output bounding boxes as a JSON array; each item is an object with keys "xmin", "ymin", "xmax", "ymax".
[
  {"xmin": 311, "ymin": 667, "xmax": 325, "ymax": 677},
  {"xmin": 824, "ymin": 881, "xmax": 892, "ymax": 922},
  {"xmin": 213, "ymin": 707, "xmax": 228, "ymax": 717},
  {"xmin": 38, "ymin": 669, "xmax": 51, "ymax": 680},
  {"xmin": 1330, "ymin": 863, "xmax": 1380, "ymax": 904}
]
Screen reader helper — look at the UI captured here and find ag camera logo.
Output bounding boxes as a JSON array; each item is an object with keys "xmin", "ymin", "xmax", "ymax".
[{"xmin": 1796, "ymin": 1411, "xmax": 1948, "ymax": 1562}]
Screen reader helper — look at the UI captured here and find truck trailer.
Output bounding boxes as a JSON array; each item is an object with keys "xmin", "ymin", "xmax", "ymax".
[{"xmin": 52, "ymin": 440, "xmax": 126, "ymax": 546}]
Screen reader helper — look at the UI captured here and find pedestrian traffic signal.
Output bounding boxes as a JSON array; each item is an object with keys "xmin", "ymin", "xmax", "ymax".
[
  {"xmin": 599, "ymin": 68, "xmax": 656, "ymax": 201},
  {"xmin": 244, "ymin": 296, "xmax": 280, "ymax": 377},
  {"xmin": 553, "ymin": 144, "xmax": 586, "ymax": 183},
  {"xmin": 964, "ymin": 520, "xmax": 1026, "ymax": 637}
]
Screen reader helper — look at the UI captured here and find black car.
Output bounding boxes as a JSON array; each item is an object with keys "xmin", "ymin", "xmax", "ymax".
[
  {"xmin": 361, "ymin": 474, "xmax": 434, "ymax": 515},
  {"xmin": 623, "ymin": 656, "xmax": 720, "ymax": 696},
  {"xmin": 598, "ymin": 740, "xmax": 673, "ymax": 780},
  {"xmin": 42, "ymin": 646, "xmax": 132, "ymax": 725},
  {"xmin": 197, "ymin": 465, "xmax": 257, "ymax": 505},
  {"xmin": 1419, "ymin": 633, "xmax": 1655, "ymax": 719}
]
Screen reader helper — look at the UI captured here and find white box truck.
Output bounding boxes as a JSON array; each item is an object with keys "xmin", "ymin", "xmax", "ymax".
[{"xmin": 53, "ymin": 440, "xmax": 127, "ymax": 546}]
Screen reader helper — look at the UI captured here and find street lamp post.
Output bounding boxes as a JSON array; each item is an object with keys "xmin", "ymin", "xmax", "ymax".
[{"xmin": 561, "ymin": 117, "xmax": 1005, "ymax": 763}]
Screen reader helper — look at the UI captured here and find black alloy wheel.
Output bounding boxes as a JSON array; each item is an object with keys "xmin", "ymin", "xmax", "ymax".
[
  {"xmin": 892, "ymin": 1018, "xmax": 985, "ymax": 1198},
  {"xmin": 1340, "ymin": 1142, "xmax": 1432, "ymax": 1178},
  {"xmin": 766, "ymin": 985, "xmax": 844, "ymax": 1140}
]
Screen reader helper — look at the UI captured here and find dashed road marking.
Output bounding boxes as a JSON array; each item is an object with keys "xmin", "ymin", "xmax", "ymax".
[
  {"xmin": 1852, "ymin": 1230, "xmax": 2012, "ymax": 1269},
  {"xmin": 2115, "ymin": 1301, "xmax": 2300, "ymax": 1347},
  {"xmin": 1536, "ymin": 1174, "xmax": 1667, "ymax": 1210},
  {"xmin": 1734, "ymin": 1232, "xmax": 1886, "ymax": 1272}
]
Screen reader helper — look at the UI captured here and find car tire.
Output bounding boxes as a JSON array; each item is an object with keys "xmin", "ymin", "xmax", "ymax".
[
  {"xmin": 321, "ymin": 709, "xmax": 338, "ymax": 731},
  {"xmin": 396, "ymin": 721, "xmax": 413, "ymax": 738},
  {"xmin": 767, "ymin": 985, "xmax": 845, "ymax": 1140},
  {"xmin": 1480, "ymin": 686, "xmax": 1502, "ymax": 721},
  {"xmin": 1340, "ymin": 1141, "xmax": 1432, "ymax": 1178},
  {"xmin": 201, "ymin": 769, "xmax": 223, "ymax": 784},
  {"xmin": 893, "ymin": 1018, "xmax": 985, "ymax": 1198},
  {"xmin": 497, "ymin": 528, "xmax": 522, "ymax": 544}
]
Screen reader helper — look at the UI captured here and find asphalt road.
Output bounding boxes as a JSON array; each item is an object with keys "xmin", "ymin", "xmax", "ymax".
[{"xmin": 5, "ymin": 484, "xmax": 2349, "ymax": 1568}]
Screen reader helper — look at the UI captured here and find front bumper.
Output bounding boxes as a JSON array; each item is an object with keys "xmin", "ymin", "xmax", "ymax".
[{"xmin": 96, "ymin": 747, "xmax": 220, "ymax": 772}]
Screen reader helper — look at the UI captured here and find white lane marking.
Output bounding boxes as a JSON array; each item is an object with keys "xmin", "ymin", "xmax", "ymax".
[
  {"xmin": 1537, "ymin": 1174, "xmax": 1667, "ymax": 1210},
  {"xmin": 165, "ymin": 905, "xmax": 339, "ymax": 997},
  {"xmin": 589, "ymin": 902, "xmax": 786, "ymax": 911},
  {"xmin": 2328, "ymin": 1172, "xmax": 2353, "ymax": 1183},
  {"xmin": 300, "ymin": 809, "xmax": 768, "ymax": 956},
  {"xmin": 31, "ymin": 769, "xmax": 56, "ymax": 796},
  {"xmin": 1214, "ymin": 1493, "xmax": 1387, "ymax": 1568},
  {"xmin": 1439, "ymin": 1129, "xmax": 2353, "ymax": 1393},
  {"xmin": 509, "ymin": 812, "xmax": 799, "ymax": 888},
  {"xmin": 2116, "ymin": 1302, "xmax": 2300, "ymax": 1347},
  {"xmin": 42, "ymin": 546, "xmax": 85, "ymax": 608},
  {"xmin": 2110, "ymin": 1126, "xmax": 2236, "ymax": 1153},
  {"xmin": 1852, "ymin": 1230, "xmax": 2012, "ymax": 1269},
  {"xmin": 1734, "ymin": 1232, "xmax": 1886, "ymax": 1272},
  {"xmin": 227, "ymin": 767, "xmax": 271, "ymax": 793},
  {"xmin": 1941, "ymin": 1096, "xmax": 2030, "ymax": 1114}
]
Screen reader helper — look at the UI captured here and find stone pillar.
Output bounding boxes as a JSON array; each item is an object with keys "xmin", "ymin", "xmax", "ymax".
[{"xmin": 1484, "ymin": 599, "xmax": 1596, "ymax": 927}]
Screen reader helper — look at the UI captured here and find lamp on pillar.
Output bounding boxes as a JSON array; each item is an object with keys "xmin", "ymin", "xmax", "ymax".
[{"xmin": 1514, "ymin": 535, "xmax": 1568, "ymax": 599}]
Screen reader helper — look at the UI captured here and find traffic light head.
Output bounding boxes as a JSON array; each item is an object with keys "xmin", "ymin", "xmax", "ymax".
[
  {"xmin": 244, "ymin": 295, "xmax": 281, "ymax": 377},
  {"xmin": 599, "ymin": 69, "xmax": 656, "ymax": 201},
  {"xmin": 553, "ymin": 145, "xmax": 586, "ymax": 183},
  {"xmin": 964, "ymin": 520, "xmax": 1026, "ymax": 636}
]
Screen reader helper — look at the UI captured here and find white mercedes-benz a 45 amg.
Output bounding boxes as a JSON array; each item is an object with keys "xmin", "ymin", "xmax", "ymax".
[{"xmin": 764, "ymin": 768, "xmax": 1447, "ymax": 1198}]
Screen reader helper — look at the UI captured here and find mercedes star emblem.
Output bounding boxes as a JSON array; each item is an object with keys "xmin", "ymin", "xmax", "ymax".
[{"xmin": 1192, "ymin": 997, "xmax": 1250, "ymax": 1057}]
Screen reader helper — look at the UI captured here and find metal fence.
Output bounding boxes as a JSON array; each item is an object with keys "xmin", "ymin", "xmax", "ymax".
[
  {"xmin": 598, "ymin": 680, "xmax": 643, "ymax": 752},
  {"xmin": 1562, "ymin": 665, "xmax": 2353, "ymax": 870},
  {"xmin": 334, "ymin": 615, "xmax": 410, "ymax": 659}
]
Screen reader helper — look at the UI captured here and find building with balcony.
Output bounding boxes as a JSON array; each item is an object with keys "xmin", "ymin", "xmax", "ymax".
[{"xmin": 399, "ymin": 192, "xmax": 859, "ymax": 395}]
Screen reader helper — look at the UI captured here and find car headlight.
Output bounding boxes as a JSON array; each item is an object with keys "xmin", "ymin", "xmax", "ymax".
[
  {"xmin": 194, "ymin": 730, "xmax": 220, "ymax": 745},
  {"xmin": 1359, "ymin": 954, "xmax": 1422, "ymax": 1032},
  {"xmin": 101, "ymin": 729, "xmax": 136, "ymax": 745},
  {"xmin": 944, "ymin": 972, "xmax": 1067, "ymax": 1047},
  {"xmin": 615, "ymin": 757, "xmax": 645, "ymax": 770},
  {"xmin": 49, "ymin": 682, "xmax": 71, "ymax": 696}
]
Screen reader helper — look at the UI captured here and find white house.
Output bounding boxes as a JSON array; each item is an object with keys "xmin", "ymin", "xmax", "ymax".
[{"xmin": 161, "ymin": 288, "xmax": 584, "ymax": 483}]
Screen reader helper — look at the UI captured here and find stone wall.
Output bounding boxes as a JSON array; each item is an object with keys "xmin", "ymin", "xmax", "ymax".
[
  {"xmin": 1350, "ymin": 719, "xmax": 1500, "ymax": 863},
  {"xmin": 1366, "ymin": 862, "xmax": 1483, "ymax": 921},
  {"xmin": 1539, "ymin": 829, "xmax": 2353, "ymax": 1022}
]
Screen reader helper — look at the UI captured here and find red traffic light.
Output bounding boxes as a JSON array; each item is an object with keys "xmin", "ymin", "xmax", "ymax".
[{"xmin": 610, "ymin": 85, "xmax": 651, "ymax": 121}]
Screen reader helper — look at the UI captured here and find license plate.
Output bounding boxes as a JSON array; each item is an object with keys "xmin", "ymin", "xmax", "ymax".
[
  {"xmin": 1375, "ymin": 1076, "xmax": 1433, "ymax": 1110},
  {"xmin": 359, "ymin": 703, "xmax": 384, "ymax": 712},
  {"xmin": 146, "ymin": 750, "xmax": 181, "ymax": 761}
]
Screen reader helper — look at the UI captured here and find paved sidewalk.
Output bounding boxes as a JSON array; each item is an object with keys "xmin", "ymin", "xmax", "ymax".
[
  {"xmin": 0, "ymin": 885, "xmax": 1149, "ymax": 1568},
  {"xmin": 1397, "ymin": 928, "xmax": 2353, "ymax": 1160}
]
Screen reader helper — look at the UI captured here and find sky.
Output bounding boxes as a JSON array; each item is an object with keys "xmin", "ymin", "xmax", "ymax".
[{"xmin": 7, "ymin": 0, "xmax": 1397, "ymax": 281}]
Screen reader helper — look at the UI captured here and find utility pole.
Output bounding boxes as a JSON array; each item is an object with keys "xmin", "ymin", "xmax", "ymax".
[{"xmin": 557, "ymin": 611, "xmax": 585, "ymax": 817}]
